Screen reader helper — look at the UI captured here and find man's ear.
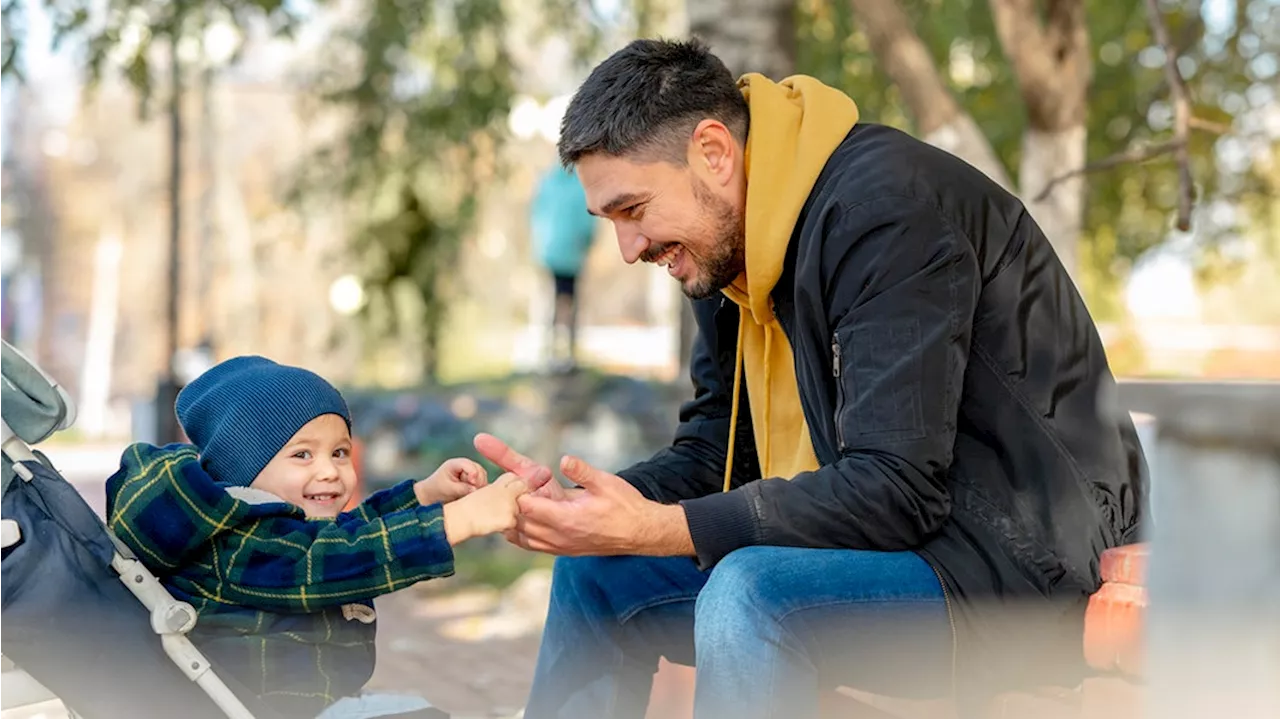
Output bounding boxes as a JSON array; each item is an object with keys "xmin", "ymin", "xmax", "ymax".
[{"xmin": 688, "ymin": 119, "xmax": 737, "ymax": 188}]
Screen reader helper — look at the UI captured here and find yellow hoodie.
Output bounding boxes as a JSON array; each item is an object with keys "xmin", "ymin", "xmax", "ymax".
[{"xmin": 720, "ymin": 74, "xmax": 859, "ymax": 492}]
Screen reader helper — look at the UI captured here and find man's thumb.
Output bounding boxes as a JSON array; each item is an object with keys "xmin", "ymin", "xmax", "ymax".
[{"xmin": 560, "ymin": 455, "xmax": 603, "ymax": 488}]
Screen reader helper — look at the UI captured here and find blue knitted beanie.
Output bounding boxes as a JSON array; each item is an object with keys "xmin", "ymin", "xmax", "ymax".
[{"xmin": 175, "ymin": 356, "xmax": 352, "ymax": 488}]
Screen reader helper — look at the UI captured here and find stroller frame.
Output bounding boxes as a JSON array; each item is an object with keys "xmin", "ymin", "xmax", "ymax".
[{"xmin": 0, "ymin": 342, "xmax": 253, "ymax": 719}]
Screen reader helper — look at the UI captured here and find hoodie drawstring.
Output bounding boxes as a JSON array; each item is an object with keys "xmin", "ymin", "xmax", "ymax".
[
  {"xmin": 723, "ymin": 312, "xmax": 778, "ymax": 492},
  {"xmin": 723, "ymin": 314, "xmax": 748, "ymax": 493}
]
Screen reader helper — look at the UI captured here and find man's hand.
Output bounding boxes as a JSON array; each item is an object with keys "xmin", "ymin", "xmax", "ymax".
[
  {"xmin": 415, "ymin": 457, "xmax": 488, "ymax": 506},
  {"xmin": 474, "ymin": 433, "xmax": 692, "ymax": 557},
  {"xmin": 473, "ymin": 433, "xmax": 569, "ymax": 500},
  {"xmin": 518, "ymin": 455, "xmax": 693, "ymax": 557}
]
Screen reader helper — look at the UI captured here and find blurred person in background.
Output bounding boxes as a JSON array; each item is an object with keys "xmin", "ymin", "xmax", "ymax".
[{"xmin": 530, "ymin": 164, "xmax": 597, "ymax": 373}]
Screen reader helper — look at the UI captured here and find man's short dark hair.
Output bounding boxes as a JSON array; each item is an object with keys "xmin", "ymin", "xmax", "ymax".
[{"xmin": 558, "ymin": 38, "xmax": 750, "ymax": 167}]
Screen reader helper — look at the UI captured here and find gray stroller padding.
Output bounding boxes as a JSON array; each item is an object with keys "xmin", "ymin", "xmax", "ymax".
[
  {"xmin": 1, "ymin": 457, "xmax": 290, "ymax": 719},
  {"xmin": 1, "ymin": 342, "xmax": 73, "ymax": 445}
]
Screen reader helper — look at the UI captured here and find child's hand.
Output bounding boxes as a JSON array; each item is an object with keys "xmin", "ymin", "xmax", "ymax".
[
  {"xmin": 441, "ymin": 473, "xmax": 528, "ymax": 546},
  {"xmin": 415, "ymin": 458, "xmax": 488, "ymax": 506}
]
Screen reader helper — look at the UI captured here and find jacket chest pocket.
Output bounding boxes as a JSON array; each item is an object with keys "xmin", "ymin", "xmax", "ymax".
[{"xmin": 831, "ymin": 320, "xmax": 927, "ymax": 451}]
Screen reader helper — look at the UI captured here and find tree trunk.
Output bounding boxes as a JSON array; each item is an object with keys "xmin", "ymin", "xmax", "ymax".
[
  {"xmin": 848, "ymin": 0, "xmax": 1013, "ymax": 191},
  {"xmin": 988, "ymin": 0, "xmax": 1091, "ymax": 278},
  {"xmin": 1019, "ymin": 127, "xmax": 1086, "ymax": 277},
  {"xmin": 687, "ymin": 0, "xmax": 796, "ymax": 79}
]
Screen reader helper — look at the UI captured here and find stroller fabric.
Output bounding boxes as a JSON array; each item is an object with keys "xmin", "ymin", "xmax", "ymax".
[{"xmin": 1, "ymin": 458, "xmax": 278, "ymax": 718}]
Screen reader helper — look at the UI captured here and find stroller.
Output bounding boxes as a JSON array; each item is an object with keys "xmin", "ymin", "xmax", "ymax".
[{"xmin": 0, "ymin": 341, "xmax": 446, "ymax": 719}]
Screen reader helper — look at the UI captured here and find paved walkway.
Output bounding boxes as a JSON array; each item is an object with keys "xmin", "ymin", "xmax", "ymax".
[{"xmin": 366, "ymin": 578, "xmax": 545, "ymax": 719}]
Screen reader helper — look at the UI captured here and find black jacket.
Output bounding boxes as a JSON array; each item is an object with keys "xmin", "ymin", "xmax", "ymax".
[{"xmin": 618, "ymin": 123, "xmax": 1147, "ymax": 691}]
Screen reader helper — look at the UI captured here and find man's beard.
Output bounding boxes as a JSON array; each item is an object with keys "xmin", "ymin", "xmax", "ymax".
[{"xmin": 681, "ymin": 179, "xmax": 745, "ymax": 300}]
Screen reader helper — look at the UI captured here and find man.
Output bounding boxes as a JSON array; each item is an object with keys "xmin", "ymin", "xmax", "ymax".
[
  {"xmin": 477, "ymin": 38, "xmax": 1146, "ymax": 719},
  {"xmin": 529, "ymin": 163, "xmax": 597, "ymax": 372}
]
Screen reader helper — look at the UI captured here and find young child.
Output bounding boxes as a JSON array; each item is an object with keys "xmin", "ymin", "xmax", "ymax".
[{"xmin": 106, "ymin": 356, "xmax": 535, "ymax": 718}]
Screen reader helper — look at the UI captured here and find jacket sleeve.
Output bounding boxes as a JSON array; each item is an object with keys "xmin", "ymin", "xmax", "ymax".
[
  {"xmin": 679, "ymin": 198, "xmax": 980, "ymax": 568},
  {"xmin": 617, "ymin": 297, "xmax": 759, "ymax": 504},
  {"xmin": 341, "ymin": 479, "xmax": 423, "ymax": 520},
  {"xmin": 211, "ymin": 501, "xmax": 455, "ymax": 613}
]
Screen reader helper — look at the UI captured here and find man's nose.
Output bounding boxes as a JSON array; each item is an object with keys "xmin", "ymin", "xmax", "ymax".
[{"xmin": 614, "ymin": 222, "xmax": 648, "ymax": 265}]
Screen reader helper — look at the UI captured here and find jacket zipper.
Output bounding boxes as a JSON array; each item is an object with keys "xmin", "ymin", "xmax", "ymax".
[
  {"xmin": 927, "ymin": 562, "xmax": 959, "ymax": 699},
  {"xmin": 831, "ymin": 333, "xmax": 846, "ymax": 450}
]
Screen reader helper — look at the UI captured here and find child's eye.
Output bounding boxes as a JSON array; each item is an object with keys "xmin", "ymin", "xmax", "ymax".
[
  {"xmin": 333, "ymin": 447, "xmax": 350, "ymax": 459},
  {"xmin": 293, "ymin": 450, "xmax": 312, "ymax": 460}
]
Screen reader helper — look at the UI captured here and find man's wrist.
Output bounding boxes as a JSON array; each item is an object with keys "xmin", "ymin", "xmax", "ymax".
[{"xmin": 642, "ymin": 502, "xmax": 695, "ymax": 557}]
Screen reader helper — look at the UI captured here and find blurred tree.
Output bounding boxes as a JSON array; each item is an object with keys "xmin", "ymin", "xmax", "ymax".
[
  {"xmin": 792, "ymin": 0, "xmax": 1275, "ymax": 317},
  {"xmin": 1, "ymin": 0, "xmax": 300, "ymax": 438},
  {"xmin": 657, "ymin": 0, "xmax": 1275, "ymax": 318},
  {"xmin": 297, "ymin": 0, "xmax": 515, "ymax": 381},
  {"xmin": 1, "ymin": 0, "xmax": 21, "ymax": 78}
]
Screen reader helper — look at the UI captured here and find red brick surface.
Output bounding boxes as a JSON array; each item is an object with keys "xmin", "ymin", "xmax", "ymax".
[
  {"xmin": 1083, "ymin": 544, "xmax": 1149, "ymax": 677},
  {"xmin": 1098, "ymin": 543, "xmax": 1148, "ymax": 585}
]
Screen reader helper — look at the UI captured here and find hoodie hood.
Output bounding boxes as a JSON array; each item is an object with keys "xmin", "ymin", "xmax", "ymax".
[
  {"xmin": 722, "ymin": 73, "xmax": 860, "ymax": 322},
  {"xmin": 719, "ymin": 74, "xmax": 859, "ymax": 489}
]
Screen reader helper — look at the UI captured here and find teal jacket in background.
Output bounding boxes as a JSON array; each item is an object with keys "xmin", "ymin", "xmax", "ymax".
[{"xmin": 530, "ymin": 165, "xmax": 597, "ymax": 276}]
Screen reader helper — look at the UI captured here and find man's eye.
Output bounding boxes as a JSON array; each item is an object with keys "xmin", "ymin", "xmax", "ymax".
[{"xmin": 626, "ymin": 204, "xmax": 645, "ymax": 219}]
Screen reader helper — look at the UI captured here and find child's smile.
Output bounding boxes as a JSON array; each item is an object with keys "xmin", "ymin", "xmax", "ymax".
[{"xmin": 251, "ymin": 414, "xmax": 357, "ymax": 518}]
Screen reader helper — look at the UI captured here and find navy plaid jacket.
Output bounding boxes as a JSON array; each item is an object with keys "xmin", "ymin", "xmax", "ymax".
[{"xmin": 106, "ymin": 443, "xmax": 455, "ymax": 716}]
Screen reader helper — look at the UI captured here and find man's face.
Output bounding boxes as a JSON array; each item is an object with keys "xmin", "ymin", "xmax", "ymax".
[
  {"xmin": 251, "ymin": 414, "xmax": 357, "ymax": 518},
  {"xmin": 576, "ymin": 147, "xmax": 745, "ymax": 300}
]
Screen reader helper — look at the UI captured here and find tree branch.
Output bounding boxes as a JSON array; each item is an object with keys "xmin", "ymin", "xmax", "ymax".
[
  {"xmin": 1145, "ymin": 0, "xmax": 1195, "ymax": 231},
  {"xmin": 988, "ymin": 0, "xmax": 1090, "ymax": 130},
  {"xmin": 847, "ymin": 0, "xmax": 1012, "ymax": 189},
  {"xmin": 1188, "ymin": 116, "xmax": 1230, "ymax": 135},
  {"xmin": 847, "ymin": 0, "xmax": 961, "ymax": 135},
  {"xmin": 1034, "ymin": 139, "xmax": 1184, "ymax": 202},
  {"xmin": 1, "ymin": 0, "xmax": 21, "ymax": 80}
]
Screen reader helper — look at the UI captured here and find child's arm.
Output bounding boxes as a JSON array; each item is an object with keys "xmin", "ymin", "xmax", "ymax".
[
  {"xmin": 339, "ymin": 458, "xmax": 488, "ymax": 521},
  {"xmin": 212, "ymin": 504, "xmax": 455, "ymax": 612},
  {"xmin": 211, "ymin": 473, "xmax": 529, "ymax": 613},
  {"xmin": 340, "ymin": 479, "xmax": 422, "ymax": 521},
  {"xmin": 108, "ymin": 443, "xmax": 525, "ymax": 614}
]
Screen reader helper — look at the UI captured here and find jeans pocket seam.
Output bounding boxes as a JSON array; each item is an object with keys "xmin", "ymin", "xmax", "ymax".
[{"xmin": 617, "ymin": 592, "xmax": 700, "ymax": 624}]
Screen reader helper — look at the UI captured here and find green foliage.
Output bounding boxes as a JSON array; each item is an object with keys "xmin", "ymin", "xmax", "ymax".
[
  {"xmin": 2, "ymin": 0, "xmax": 24, "ymax": 79},
  {"xmin": 298, "ymin": 0, "xmax": 516, "ymax": 379},
  {"xmin": 796, "ymin": 0, "xmax": 1278, "ymax": 318},
  {"xmin": 6, "ymin": 1, "xmax": 297, "ymax": 114}
]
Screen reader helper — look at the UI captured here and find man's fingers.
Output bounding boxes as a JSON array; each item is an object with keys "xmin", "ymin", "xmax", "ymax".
[
  {"xmin": 532, "ymin": 479, "xmax": 564, "ymax": 500},
  {"xmin": 525, "ymin": 466, "xmax": 555, "ymax": 492},
  {"xmin": 518, "ymin": 493, "xmax": 575, "ymax": 525},
  {"xmin": 524, "ymin": 536, "xmax": 565, "ymax": 555},
  {"xmin": 474, "ymin": 433, "xmax": 539, "ymax": 472},
  {"xmin": 559, "ymin": 455, "xmax": 611, "ymax": 489},
  {"xmin": 502, "ymin": 528, "xmax": 531, "ymax": 550}
]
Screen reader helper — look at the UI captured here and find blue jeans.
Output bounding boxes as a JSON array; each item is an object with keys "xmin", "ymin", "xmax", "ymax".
[{"xmin": 524, "ymin": 546, "xmax": 953, "ymax": 719}]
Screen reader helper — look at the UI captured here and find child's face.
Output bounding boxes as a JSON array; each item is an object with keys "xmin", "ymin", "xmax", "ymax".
[{"xmin": 251, "ymin": 414, "xmax": 356, "ymax": 518}]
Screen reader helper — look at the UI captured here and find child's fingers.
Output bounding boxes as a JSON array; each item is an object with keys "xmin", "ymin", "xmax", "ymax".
[
  {"xmin": 496, "ymin": 472, "xmax": 530, "ymax": 495},
  {"xmin": 463, "ymin": 461, "xmax": 488, "ymax": 487}
]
